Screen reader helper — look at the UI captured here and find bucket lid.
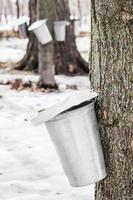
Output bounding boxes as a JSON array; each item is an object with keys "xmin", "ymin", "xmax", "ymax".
[
  {"xmin": 31, "ymin": 89, "xmax": 98, "ymax": 126},
  {"xmin": 28, "ymin": 19, "xmax": 47, "ymax": 31}
]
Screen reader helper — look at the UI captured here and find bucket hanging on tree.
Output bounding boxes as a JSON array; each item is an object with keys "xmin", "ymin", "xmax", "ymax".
[
  {"xmin": 31, "ymin": 90, "xmax": 107, "ymax": 187},
  {"xmin": 53, "ymin": 21, "xmax": 69, "ymax": 42},
  {"xmin": 16, "ymin": 16, "xmax": 29, "ymax": 38},
  {"xmin": 28, "ymin": 19, "xmax": 52, "ymax": 45}
]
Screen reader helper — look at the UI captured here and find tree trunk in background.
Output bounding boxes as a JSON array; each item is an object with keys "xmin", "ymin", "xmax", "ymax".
[
  {"xmin": 90, "ymin": 0, "xmax": 133, "ymax": 199},
  {"xmin": 53, "ymin": 0, "xmax": 88, "ymax": 74},
  {"xmin": 77, "ymin": 0, "xmax": 82, "ymax": 19},
  {"xmin": 37, "ymin": 0, "xmax": 55, "ymax": 87},
  {"xmin": 15, "ymin": 0, "xmax": 38, "ymax": 71},
  {"xmin": 15, "ymin": 0, "xmax": 89, "ymax": 74},
  {"xmin": 16, "ymin": 0, "xmax": 20, "ymax": 18},
  {"xmin": 44, "ymin": 0, "xmax": 89, "ymax": 75}
]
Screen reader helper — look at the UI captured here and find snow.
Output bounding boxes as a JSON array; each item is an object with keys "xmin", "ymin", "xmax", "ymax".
[
  {"xmin": 76, "ymin": 37, "xmax": 90, "ymax": 61},
  {"xmin": 0, "ymin": 73, "xmax": 94, "ymax": 200},
  {"xmin": 0, "ymin": 24, "xmax": 13, "ymax": 31},
  {"xmin": 0, "ymin": 36, "xmax": 90, "ymax": 63},
  {"xmin": 0, "ymin": 38, "xmax": 28, "ymax": 63}
]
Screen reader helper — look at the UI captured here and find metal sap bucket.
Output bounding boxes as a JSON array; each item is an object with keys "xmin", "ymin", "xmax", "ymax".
[
  {"xmin": 53, "ymin": 21, "xmax": 69, "ymax": 42},
  {"xmin": 31, "ymin": 90, "xmax": 107, "ymax": 187},
  {"xmin": 16, "ymin": 16, "xmax": 29, "ymax": 38},
  {"xmin": 28, "ymin": 19, "xmax": 52, "ymax": 45},
  {"xmin": 19, "ymin": 23, "xmax": 28, "ymax": 38}
]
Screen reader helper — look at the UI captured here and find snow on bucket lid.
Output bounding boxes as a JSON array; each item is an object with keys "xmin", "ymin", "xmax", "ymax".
[
  {"xmin": 31, "ymin": 89, "xmax": 98, "ymax": 126},
  {"xmin": 28, "ymin": 19, "xmax": 47, "ymax": 31}
]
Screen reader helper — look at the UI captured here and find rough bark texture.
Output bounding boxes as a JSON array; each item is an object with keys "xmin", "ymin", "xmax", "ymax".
[
  {"xmin": 15, "ymin": 0, "xmax": 38, "ymax": 71},
  {"xmin": 37, "ymin": 0, "xmax": 55, "ymax": 87},
  {"xmin": 90, "ymin": 0, "xmax": 133, "ymax": 199}
]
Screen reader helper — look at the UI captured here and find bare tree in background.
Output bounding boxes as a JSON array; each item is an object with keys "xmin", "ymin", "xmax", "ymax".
[
  {"xmin": 15, "ymin": 0, "xmax": 89, "ymax": 76},
  {"xmin": 47, "ymin": 0, "xmax": 88, "ymax": 74},
  {"xmin": 90, "ymin": 0, "xmax": 133, "ymax": 199},
  {"xmin": 0, "ymin": 0, "xmax": 13, "ymax": 23},
  {"xmin": 37, "ymin": 0, "xmax": 55, "ymax": 87},
  {"xmin": 16, "ymin": 0, "xmax": 20, "ymax": 18},
  {"xmin": 15, "ymin": 0, "xmax": 38, "ymax": 71}
]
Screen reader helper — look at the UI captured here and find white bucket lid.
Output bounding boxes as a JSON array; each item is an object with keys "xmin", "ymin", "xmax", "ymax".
[
  {"xmin": 28, "ymin": 19, "xmax": 47, "ymax": 31},
  {"xmin": 31, "ymin": 89, "xmax": 98, "ymax": 126}
]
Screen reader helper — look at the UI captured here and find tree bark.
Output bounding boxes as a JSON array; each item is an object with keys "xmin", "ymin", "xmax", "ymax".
[
  {"xmin": 37, "ymin": 0, "xmax": 55, "ymax": 87},
  {"xmin": 15, "ymin": 0, "xmax": 38, "ymax": 72},
  {"xmin": 90, "ymin": 0, "xmax": 133, "ymax": 199}
]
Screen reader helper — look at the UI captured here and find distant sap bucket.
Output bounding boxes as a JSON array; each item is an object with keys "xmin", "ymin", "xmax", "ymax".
[
  {"xmin": 31, "ymin": 90, "xmax": 107, "ymax": 187},
  {"xmin": 16, "ymin": 17, "xmax": 29, "ymax": 38},
  {"xmin": 74, "ymin": 19, "xmax": 80, "ymax": 36},
  {"xmin": 28, "ymin": 19, "xmax": 52, "ymax": 45},
  {"xmin": 53, "ymin": 21, "xmax": 69, "ymax": 42},
  {"xmin": 19, "ymin": 23, "xmax": 28, "ymax": 38}
]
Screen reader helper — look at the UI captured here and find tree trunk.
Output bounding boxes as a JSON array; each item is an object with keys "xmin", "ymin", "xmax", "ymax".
[
  {"xmin": 37, "ymin": 0, "xmax": 55, "ymax": 87},
  {"xmin": 53, "ymin": 0, "xmax": 88, "ymax": 74},
  {"xmin": 77, "ymin": 0, "xmax": 82, "ymax": 19},
  {"xmin": 90, "ymin": 0, "xmax": 133, "ymax": 199},
  {"xmin": 15, "ymin": 0, "xmax": 38, "ymax": 71},
  {"xmin": 15, "ymin": 0, "xmax": 89, "ymax": 74},
  {"xmin": 16, "ymin": 0, "xmax": 20, "ymax": 18}
]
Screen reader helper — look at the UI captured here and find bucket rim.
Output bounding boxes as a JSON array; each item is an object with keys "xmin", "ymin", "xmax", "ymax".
[
  {"xmin": 53, "ymin": 20, "xmax": 68, "ymax": 26},
  {"xmin": 28, "ymin": 19, "xmax": 47, "ymax": 31},
  {"xmin": 46, "ymin": 101, "xmax": 95, "ymax": 122},
  {"xmin": 31, "ymin": 90, "xmax": 98, "ymax": 126}
]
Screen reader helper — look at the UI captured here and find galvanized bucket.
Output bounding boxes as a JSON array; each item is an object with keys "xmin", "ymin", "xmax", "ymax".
[
  {"xmin": 31, "ymin": 90, "xmax": 107, "ymax": 187},
  {"xmin": 28, "ymin": 19, "xmax": 52, "ymax": 45},
  {"xmin": 18, "ymin": 23, "xmax": 28, "ymax": 38},
  {"xmin": 53, "ymin": 21, "xmax": 69, "ymax": 42},
  {"xmin": 16, "ymin": 16, "xmax": 29, "ymax": 38}
]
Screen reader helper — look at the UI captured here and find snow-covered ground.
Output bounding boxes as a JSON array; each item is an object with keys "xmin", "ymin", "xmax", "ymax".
[
  {"xmin": 0, "ymin": 36, "xmax": 90, "ymax": 63},
  {"xmin": 0, "ymin": 38, "xmax": 28, "ymax": 63},
  {"xmin": 0, "ymin": 73, "xmax": 94, "ymax": 200},
  {"xmin": 0, "ymin": 32, "xmax": 93, "ymax": 199}
]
